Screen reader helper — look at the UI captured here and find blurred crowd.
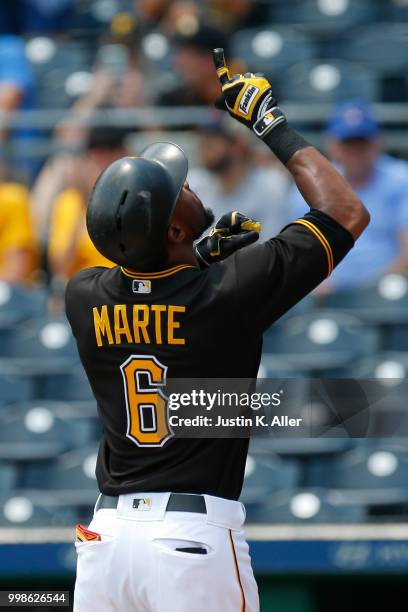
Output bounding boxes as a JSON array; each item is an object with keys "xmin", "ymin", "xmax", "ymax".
[{"xmin": 0, "ymin": 0, "xmax": 408, "ymax": 305}]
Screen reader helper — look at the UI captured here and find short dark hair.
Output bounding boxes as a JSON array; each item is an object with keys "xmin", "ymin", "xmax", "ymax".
[
  {"xmin": 173, "ymin": 22, "xmax": 229, "ymax": 56},
  {"xmin": 86, "ymin": 126, "xmax": 128, "ymax": 151}
]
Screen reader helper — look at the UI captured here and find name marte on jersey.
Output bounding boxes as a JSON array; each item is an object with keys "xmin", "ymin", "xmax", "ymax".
[{"xmin": 92, "ymin": 303, "xmax": 186, "ymax": 347}]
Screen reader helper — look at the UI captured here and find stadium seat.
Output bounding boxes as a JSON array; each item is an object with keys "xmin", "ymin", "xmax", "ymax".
[
  {"xmin": 42, "ymin": 366, "xmax": 94, "ymax": 401},
  {"xmin": 0, "ymin": 403, "xmax": 94, "ymax": 460},
  {"xmin": 231, "ymin": 27, "xmax": 317, "ymax": 77},
  {"xmin": 281, "ymin": 60, "xmax": 378, "ymax": 103},
  {"xmin": 0, "ymin": 462, "xmax": 18, "ymax": 491},
  {"xmin": 142, "ymin": 32, "xmax": 173, "ymax": 76},
  {"xmin": 27, "ymin": 38, "xmax": 93, "ymax": 108},
  {"xmin": 324, "ymin": 274, "xmax": 408, "ymax": 325},
  {"xmin": 338, "ymin": 24, "xmax": 408, "ymax": 74},
  {"xmin": 247, "ymin": 488, "xmax": 366, "ymax": 523},
  {"xmin": 386, "ymin": 0, "xmax": 408, "ymax": 22},
  {"xmin": 0, "ymin": 281, "xmax": 46, "ymax": 329},
  {"xmin": 305, "ymin": 446, "xmax": 408, "ymax": 505},
  {"xmin": 0, "ymin": 372, "xmax": 34, "ymax": 405},
  {"xmin": 262, "ymin": 311, "xmax": 379, "ymax": 372},
  {"xmin": 0, "ymin": 491, "xmax": 79, "ymax": 527},
  {"xmin": 23, "ymin": 446, "xmax": 100, "ymax": 505},
  {"xmin": 241, "ymin": 454, "xmax": 300, "ymax": 505},
  {"xmin": 0, "ymin": 317, "xmax": 79, "ymax": 375},
  {"xmin": 250, "ymin": 437, "xmax": 352, "ymax": 459},
  {"xmin": 271, "ymin": 0, "xmax": 377, "ymax": 32}
]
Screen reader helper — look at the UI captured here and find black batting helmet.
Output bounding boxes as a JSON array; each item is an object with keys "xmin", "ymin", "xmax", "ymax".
[{"xmin": 86, "ymin": 141, "xmax": 188, "ymax": 271}]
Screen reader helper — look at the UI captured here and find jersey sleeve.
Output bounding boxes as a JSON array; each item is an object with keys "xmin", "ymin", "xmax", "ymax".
[{"xmin": 230, "ymin": 209, "xmax": 354, "ymax": 334}]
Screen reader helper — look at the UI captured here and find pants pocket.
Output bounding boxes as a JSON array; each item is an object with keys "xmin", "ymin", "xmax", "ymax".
[
  {"xmin": 153, "ymin": 538, "xmax": 214, "ymax": 558},
  {"xmin": 156, "ymin": 540, "xmax": 215, "ymax": 612}
]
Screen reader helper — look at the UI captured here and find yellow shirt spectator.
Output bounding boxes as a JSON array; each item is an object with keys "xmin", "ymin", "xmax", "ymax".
[
  {"xmin": 48, "ymin": 188, "xmax": 113, "ymax": 278},
  {"xmin": 0, "ymin": 182, "xmax": 37, "ymax": 283}
]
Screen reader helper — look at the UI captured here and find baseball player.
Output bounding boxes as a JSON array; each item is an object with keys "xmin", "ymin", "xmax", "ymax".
[{"xmin": 67, "ymin": 49, "xmax": 369, "ymax": 611}]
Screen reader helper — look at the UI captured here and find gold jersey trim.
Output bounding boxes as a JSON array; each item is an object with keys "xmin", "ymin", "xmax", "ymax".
[
  {"xmin": 121, "ymin": 264, "xmax": 196, "ymax": 279},
  {"xmin": 294, "ymin": 219, "xmax": 334, "ymax": 276}
]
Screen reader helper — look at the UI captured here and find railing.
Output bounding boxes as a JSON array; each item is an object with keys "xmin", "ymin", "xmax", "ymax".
[{"xmin": 2, "ymin": 103, "xmax": 408, "ymax": 157}]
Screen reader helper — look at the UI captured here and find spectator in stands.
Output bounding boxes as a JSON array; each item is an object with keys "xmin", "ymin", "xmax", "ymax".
[
  {"xmin": 135, "ymin": 0, "xmax": 261, "ymax": 33},
  {"xmin": 0, "ymin": 33, "xmax": 39, "ymax": 182},
  {"xmin": 48, "ymin": 127, "xmax": 127, "ymax": 282},
  {"xmin": 0, "ymin": 34, "xmax": 34, "ymax": 143},
  {"xmin": 57, "ymin": 17, "xmax": 148, "ymax": 144},
  {"xmin": 0, "ymin": 171, "xmax": 37, "ymax": 284},
  {"xmin": 189, "ymin": 116, "xmax": 289, "ymax": 239},
  {"xmin": 289, "ymin": 100, "xmax": 408, "ymax": 291},
  {"xmin": 157, "ymin": 23, "xmax": 232, "ymax": 107}
]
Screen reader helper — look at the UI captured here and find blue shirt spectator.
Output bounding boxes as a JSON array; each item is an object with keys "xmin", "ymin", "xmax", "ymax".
[
  {"xmin": 0, "ymin": 35, "xmax": 37, "ymax": 180},
  {"xmin": 289, "ymin": 100, "xmax": 408, "ymax": 290},
  {"xmin": 0, "ymin": 35, "xmax": 34, "ymax": 110}
]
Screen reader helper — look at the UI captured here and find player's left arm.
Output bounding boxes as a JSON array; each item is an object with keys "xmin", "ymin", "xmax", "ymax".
[{"xmin": 194, "ymin": 211, "xmax": 261, "ymax": 268}]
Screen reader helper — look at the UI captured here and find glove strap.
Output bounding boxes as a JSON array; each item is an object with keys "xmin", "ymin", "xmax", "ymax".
[{"xmin": 253, "ymin": 106, "xmax": 286, "ymax": 139}]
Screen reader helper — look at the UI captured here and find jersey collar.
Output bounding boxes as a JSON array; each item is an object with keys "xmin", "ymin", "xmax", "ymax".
[{"xmin": 120, "ymin": 264, "xmax": 196, "ymax": 279}]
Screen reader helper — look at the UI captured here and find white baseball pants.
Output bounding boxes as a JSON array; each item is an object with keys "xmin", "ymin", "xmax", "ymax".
[{"xmin": 73, "ymin": 492, "xmax": 259, "ymax": 612}]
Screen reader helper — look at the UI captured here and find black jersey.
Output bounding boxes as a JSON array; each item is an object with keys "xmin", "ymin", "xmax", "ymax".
[{"xmin": 65, "ymin": 209, "xmax": 354, "ymax": 500}]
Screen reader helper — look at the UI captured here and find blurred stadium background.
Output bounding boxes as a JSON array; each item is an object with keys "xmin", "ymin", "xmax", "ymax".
[{"xmin": 1, "ymin": 0, "xmax": 408, "ymax": 610}]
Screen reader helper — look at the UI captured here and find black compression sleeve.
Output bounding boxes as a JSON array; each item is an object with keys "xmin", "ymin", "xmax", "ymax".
[{"xmin": 263, "ymin": 122, "xmax": 311, "ymax": 165}]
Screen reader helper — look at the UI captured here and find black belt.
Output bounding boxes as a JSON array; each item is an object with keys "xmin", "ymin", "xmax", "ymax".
[{"xmin": 96, "ymin": 493, "xmax": 206, "ymax": 514}]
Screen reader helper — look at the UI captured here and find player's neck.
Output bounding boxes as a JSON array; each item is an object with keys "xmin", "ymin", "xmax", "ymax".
[{"xmin": 167, "ymin": 246, "xmax": 199, "ymax": 269}]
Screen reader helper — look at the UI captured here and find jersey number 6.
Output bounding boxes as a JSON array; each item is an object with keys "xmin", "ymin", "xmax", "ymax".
[{"xmin": 120, "ymin": 355, "xmax": 173, "ymax": 447}]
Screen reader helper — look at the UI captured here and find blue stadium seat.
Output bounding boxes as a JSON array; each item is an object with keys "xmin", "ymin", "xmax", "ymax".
[
  {"xmin": 352, "ymin": 353, "xmax": 408, "ymax": 379},
  {"xmin": 241, "ymin": 454, "xmax": 299, "ymax": 505},
  {"xmin": 305, "ymin": 446, "xmax": 408, "ymax": 505},
  {"xmin": 0, "ymin": 317, "xmax": 79, "ymax": 375},
  {"xmin": 0, "ymin": 372, "xmax": 34, "ymax": 405},
  {"xmin": 0, "ymin": 492, "xmax": 79, "ymax": 526},
  {"xmin": 0, "ymin": 462, "xmax": 18, "ymax": 491},
  {"xmin": 324, "ymin": 274, "xmax": 408, "ymax": 325},
  {"xmin": 142, "ymin": 32, "xmax": 173, "ymax": 76},
  {"xmin": 271, "ymin": 0, "xmax": 377, "ymax": 32},
  {"xmin": 247, "ymin": 488, "xmax": 366, "ymax": 523},
  {"xmin": 0, "ymin": 282, "xmax": 46, "ymax": 329},
  {"xmin": 338, "ymin": 24, "xmax": 408, "ymax": 74},
  {"xmin": 42, "ymin": 366, "xmax": 94, "ymax": 401},
  {"xmin": 231, "ymin": 27, "xmax": 317, "ymax": 77},
  {"xmin": 0, "ymin": 403, "xmax": 94, "ymax": 460},
  {"xmin": 27, "ymin": 39, "xmax": 93, "ymax": 108},
  {"xmin": 262, "ymin": 311, "xmax": 379, "ymax": 372},
  {"xmin": 326, "ymin": 360, "xmax": 408, "ymax": 436},
  {"xmin": 281, "ymin": 60, "xmax": 378, "ymax": 103},
  {"xmin": 23, "ymin": 446, "xmax": 99, "ymax": 505},
  {"xmin": 385, "ymin": 327, "xmax": 408, "ymax": 352},
  {"xmin": 386, "ymin": 0, "xmax": 408, "ymax": 22},
  {"xmin": 250, "ymin": 437, "xmax": 352, "ymax": 459}
]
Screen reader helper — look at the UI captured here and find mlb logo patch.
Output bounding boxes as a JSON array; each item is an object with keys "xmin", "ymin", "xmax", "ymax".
[
  {"xmin": 132, "ymin": 279, "xmax": 151, "ymax": 294},
  {"xmin": 133, "ymin": 497, "xmax": 152, "ymax": 511}
]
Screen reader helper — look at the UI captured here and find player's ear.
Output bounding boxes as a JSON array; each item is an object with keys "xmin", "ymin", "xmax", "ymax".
[{"xmin": 168, "ymin": 222, "xmax": 186, "ymax": 244}]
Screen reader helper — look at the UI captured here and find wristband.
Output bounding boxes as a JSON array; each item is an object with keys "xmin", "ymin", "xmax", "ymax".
[{"xmin": 263, "ymin": 123, "xmax": 311, "ymax": 165}]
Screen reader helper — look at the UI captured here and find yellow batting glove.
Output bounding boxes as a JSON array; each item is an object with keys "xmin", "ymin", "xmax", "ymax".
[{"xmin": 213, "ymin": 48, "xmax": 286, "ymax": 139}]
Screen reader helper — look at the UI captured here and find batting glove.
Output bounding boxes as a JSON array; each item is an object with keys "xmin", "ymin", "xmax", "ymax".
[
  {"xmin": 194, "ymin": 211, "xmax": 261, "ymax": 268},
  {"xmin": 213, "ymin": 47, "xmax": 286, "ymax": 139}
]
